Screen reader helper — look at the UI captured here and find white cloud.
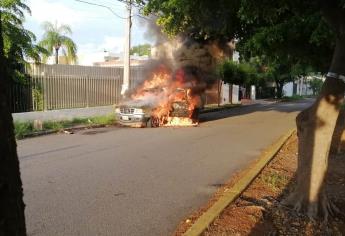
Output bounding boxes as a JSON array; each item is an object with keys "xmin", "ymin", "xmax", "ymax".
[{"xmin": 28, "ymin": 0, "xmax": 86, "ymax": 26}]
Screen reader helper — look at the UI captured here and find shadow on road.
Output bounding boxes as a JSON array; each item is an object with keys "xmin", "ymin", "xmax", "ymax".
[{"xmin": 199, "ymin": 100, "xmax": 313, "ymax": 123}]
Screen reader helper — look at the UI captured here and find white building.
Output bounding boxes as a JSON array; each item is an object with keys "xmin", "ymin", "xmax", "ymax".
[{"xmin": 283, "ymin": 75, "xmax": 325, "ymax": 97}]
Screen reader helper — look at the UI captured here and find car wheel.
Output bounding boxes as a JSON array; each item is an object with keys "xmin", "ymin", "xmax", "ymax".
[{"xmin": 148, "ymin": 117, "xmax": 160, "ymax": 128}]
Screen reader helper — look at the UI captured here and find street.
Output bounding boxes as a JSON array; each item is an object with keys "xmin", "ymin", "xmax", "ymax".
[{"xmin": 18, "ymin": 100, "xmax": 312, "ymax": 236}]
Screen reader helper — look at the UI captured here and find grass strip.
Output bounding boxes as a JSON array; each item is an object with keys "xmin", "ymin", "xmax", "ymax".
[
  {"xmin": 183, "ymin": 129, "xmax": 295, "ymax": 236},
  {"xmin": 14, "ymin": 114, "xmax": 116, "ymax": 139},
  {"xmin": 280, "ymin": 95, "xmax": 316, "ymax": 102}
]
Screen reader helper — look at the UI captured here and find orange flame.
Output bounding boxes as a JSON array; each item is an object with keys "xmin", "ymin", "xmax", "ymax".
[
  {"xmin": 164, "ymin": 117, "xmax": 198, "ymax": 127},
  {"xmin": 131, "ymin": 65, "xmax": 200, "ymax": 127}
]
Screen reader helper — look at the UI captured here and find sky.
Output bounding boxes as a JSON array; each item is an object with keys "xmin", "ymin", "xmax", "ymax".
[{"xmin": 24, "ymin": 0, "xmax": 153, "ymax": 65}]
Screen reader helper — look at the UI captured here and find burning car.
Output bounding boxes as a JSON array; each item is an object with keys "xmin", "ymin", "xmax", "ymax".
[
  {"xmin": 116, "ymin": 88, "xmax": 200, "ymax": 127},
  {"xmin": 115, "ymin": 105, "xmax": 150, "ymax": 128},
  {"xmin": 116, "ymin": 65, "xmax": 203, "ymax": 127}
]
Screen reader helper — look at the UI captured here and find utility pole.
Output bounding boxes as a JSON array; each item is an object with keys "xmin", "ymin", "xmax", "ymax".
[{"xmin": 121, "ymin": 0, "xmax": 131, "ymax": 96}]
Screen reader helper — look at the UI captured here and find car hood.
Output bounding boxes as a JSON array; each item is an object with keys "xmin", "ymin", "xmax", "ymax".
[{"xmin": 118, "ymin": 99, "xmax": 153, "ymax": 109}]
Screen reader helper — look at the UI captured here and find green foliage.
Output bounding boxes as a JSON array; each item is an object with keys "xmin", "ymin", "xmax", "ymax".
[
  {"xmin": 143, "ymin": 0, "xmax": 241, "ymax": 40},
  {"xmin": 238, "ymin": 10, "xmax": 335, "ymax": 72},
  {"xmin": 89, "ymin": 115, "xmax": 116, "ymax": 125},
  {"xmin": 254, "ymin": 56, "xmax": 313, "ymax": 98},
  {"xmin": 14, "ymin": 120, "xmax": 34, "ymax": 139},
  {"xmin": 14, "ymin": 115, "xmax": 117, "ymax": 139},
  {"xmin": 0, "ymin": 0, "xmax": 47, "ymax": 81},
  {"xmin": 32, "ymin": 87, "xmax": 43, "ymax": 111},
  {"xmin": 218, "ymin": 56, "xmax": 312, "ymax": 98},
  {"xmin": 143, "ymin": 0, "xmax": 342, "ymax": 81},
  {"xmin": 42, "ymin": 120, "xmax": 64, "ymax": 130},
  {"xmin": 130, "ymin": 43, "xmax": 151, "ymax": 56},
  {"xmin": 218, "ymin": 60, "xmax": 257, "ymax": 86},
  {"xmin": 308, "ymin": 78, "xmax": 324, "ymax": 96},
  {"xmin": 39, "ymin": 21, "xmax": 77, "ymax": 64},
  {"xmin": 281, "ymin": 95, "xmax": 305, "ymax": 102}
]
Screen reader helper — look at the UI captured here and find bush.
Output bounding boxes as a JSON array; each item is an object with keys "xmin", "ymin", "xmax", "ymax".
[
  {"xmin": 14, "ymin": 121, "xmax": 34, "ymax": 139},
  {"xmin": 88, "ymin": 115, "xmax": 116, "ymax": 125},
  {"xmin": 32, "ymin": 87, "xmax": 44, "ymax": 111}
]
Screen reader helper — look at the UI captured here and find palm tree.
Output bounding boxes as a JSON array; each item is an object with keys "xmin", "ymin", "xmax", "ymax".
[{"xmin": 39, "ymin": 21, "xmax": 77, "ymax": 64}]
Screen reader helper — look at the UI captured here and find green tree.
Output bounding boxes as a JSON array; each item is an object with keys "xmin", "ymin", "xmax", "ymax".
[
  {"xmin": 263, "ymin": 58, "xmax": 308, "ymax": 98},
  {"xmin": 0, "ymin": 0, "xmax": 28, "ymax": 234},
  {"xmin": 308, "ymin": 77, "xmax": 324, "ymax": 96},
  {"xmin": 218, "ymin": 60, "xmax": 257, "ymax": 86},
  {"xmin": 2, "ymin": 0, "xmax": 46, "ymax": 82},
  {"xmin": 221, "ymin": 61, "xmax": 258, "ymax": 98},
  {"xmin": 144, "ymin": 0, "xmax": 345, "ymax": 219},
  {"xmin": 218, "ymin": 58, "xmax": 294, "ymax": 98},
  {"xmin": 39, "ymin": 21, "xmax": 77, "ymax": 64},
  {"xmin": 130, "ymin": 43, "xmax": 151, "ymax": 56}
]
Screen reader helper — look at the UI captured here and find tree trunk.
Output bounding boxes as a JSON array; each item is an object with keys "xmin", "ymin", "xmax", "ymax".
[
  {"xmin": 330, "ymin": 109, "xmax": 345, "ymax": 155},
  {"xmin": 283, "ymin": 36, "xmax": 345, "ymax": 219},
  {"xmin": 217, "ymin": 80, "xmax": 222, "ymax": 107},
  {"xmin": 275, "ymin": 80, "xmax": 284, "ymax": 98},
  {"xmin": 55, "ymin": 47, "xmax": 59, "ymax": 64},
  {"xmin": 0, "ymin": 10, "xmax": 27, "ymax": 235}
]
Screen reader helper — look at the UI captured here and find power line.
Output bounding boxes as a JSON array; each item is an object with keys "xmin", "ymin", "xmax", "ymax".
[
  {"xmin": 74, "ymin": 0, "xmax": 149, "ymax": 20},
  {"xmin": 75, "ymin": 0, "xmax": 151, "ymax": 22},
  {"xmin": 74, "ymin": 0, "xmax": 128, "ymax": 19},
  {"xmin": 115, "ymin": 0, "xmax": 144, "ymax": 8}
]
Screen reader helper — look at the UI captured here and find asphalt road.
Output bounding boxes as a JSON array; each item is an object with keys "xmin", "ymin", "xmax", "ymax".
[{"xmin": 18, "ymin": 100, "xmax": 312, "ymax": 236}]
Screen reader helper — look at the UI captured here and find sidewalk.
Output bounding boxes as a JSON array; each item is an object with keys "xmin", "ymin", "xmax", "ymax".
[
  {"xmin": 12, "ymin": 105, "xmax": 115, "ymax": 122},
  {"xmin": 178, "ymin": 131, "xmax": 345, "ymax": 235},
  {"xmin": 12, "ymin": 99, "xmax": 269, "ymax": 122}
]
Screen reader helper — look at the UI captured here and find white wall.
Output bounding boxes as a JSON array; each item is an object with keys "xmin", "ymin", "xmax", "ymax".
[
  {"xmin": 232, "ymin": 85, "xmax": 240, "ymax": 104},
  {"xmin": 283, "ymin": 82, "xmax": 294, "ymax": 97},
  {"xmin": 251, "ymin": 85, "xmax": 256, "ymax": 100},
  {"xmin": 221, "ymin": 84, "xmax": 230, "ymax": 105},
  {"xmin": 296, "ymin": 78, "xmax": 313, "ymax": 96}
]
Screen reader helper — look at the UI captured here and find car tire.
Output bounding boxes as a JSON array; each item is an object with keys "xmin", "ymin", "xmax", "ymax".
[
  {"xmin": 191, "ymin": 108, "xmax": 200, "ymax": 123},
  {"xmin": 148, "ymin": 117, "xmax": 160, "ymax": 128}
]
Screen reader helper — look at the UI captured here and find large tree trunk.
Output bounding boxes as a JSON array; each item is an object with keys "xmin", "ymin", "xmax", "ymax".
[
  {"xmin": 330, "ymin": 108, "xmax": 345, "ymax": 155},
  {"xmin": 275, "ymin": 80, "xmax": 284, "ymax": 98},
  {"xmin": 0, "ymin": 10, "xmax": 27, "ymax": 235},
  {"xmin": 284, "ymin": 36, "xmax": 345, "ymax": 219}
]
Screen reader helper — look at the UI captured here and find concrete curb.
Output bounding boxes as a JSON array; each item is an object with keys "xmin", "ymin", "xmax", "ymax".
[
  {"xmin": 18, "ymin": 105, "xmax": 247, "ymax": 139},
  {"xmin": 183, "ymin": 128, "xmax": 296, "ymax": 236}
]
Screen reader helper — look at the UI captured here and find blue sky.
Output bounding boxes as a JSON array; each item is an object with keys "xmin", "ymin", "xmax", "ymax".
[{"xmin": 24, "ymin": 0, "xmax": 152, "ymax": 65}]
